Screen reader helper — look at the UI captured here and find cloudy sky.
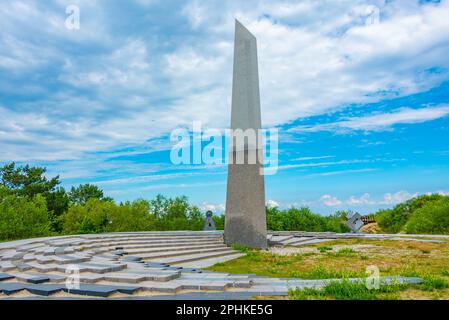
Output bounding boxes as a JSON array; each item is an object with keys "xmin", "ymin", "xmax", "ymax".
[{"xmin": 1, "ymin": 0, "xmax": 449, "ymax": 214}]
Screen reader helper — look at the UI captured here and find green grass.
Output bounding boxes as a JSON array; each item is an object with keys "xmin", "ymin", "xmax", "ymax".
[
  {"xmin": 288, "ymin": 279, "xmax": 408, "ymax": 300},
  {"xmin": 317, "ymin": 246, "xmax": 332, "ymax": 253},
  {"xmin": 420, "ymin": 276, "xmax": 449, "ymax": 291},
  {"xmin": 231, "ymin": 243, "xmax": 252, "ymax": 253},
  {"xmin": 441, "ymin": 270, "xmax": 449, "ymax": 277},
  {"xmin": 327, "ymin": 248, "xmax": 357, "ymax": 257},
  {"xmin": 209, "ymin": 238, "xmax": 449, "ymax": 299},
  {"xmin": 297, "ymin": 265, "xmax": 364, "ymax": 279}
]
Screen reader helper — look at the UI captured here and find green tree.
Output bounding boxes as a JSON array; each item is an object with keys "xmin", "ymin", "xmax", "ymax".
[
  {"xmin": 213, "ymin": 214, "xmax": 225, "ymax": 230},
  {"xmin": 62, "ymin": 199, "xmax": 111, "ymax": 234},
  {"xmin": 148, "ymin": 195, "xmax": 204, "ymax": 231},
  {"xmin": 45, "ymin": 187, "xmax": 70, "ymax": 232},
  {"xmin": 375, "ymin": 194, "xmax": 447, "ymax": 233},
  {"xmin": 68, "ymin": 184, "xmax": 110, "ymax": 205},
  {"xmin": 0, "ymin": 162, "xmax": 68, "ymax": 231},
  {"xmin": 404, "ymin": 198, "xmax": 449, "ymax": 234},
  {"xmin": 0, "ymin": 193, "xmax": 52, "ymax": 241},
  {"xmin": 106, "ymin": 199, "xmax": 154, "ymax": 232},
  {"xmin": 0, "ymin": 162, "xmax": 60, "ymax": 198},
  {"xmin": 266, "ymin": 206, "xmax": 349, "ymax": 232}
]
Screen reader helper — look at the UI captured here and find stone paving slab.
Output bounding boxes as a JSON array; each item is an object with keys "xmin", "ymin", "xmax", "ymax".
[
  {"xmin": 25, "ymin": 262, "xmax": 59, "ymax": 272},
  {"xmin": 177, "ymin": 253, "xmax": 246, "ymax": 268},
  {"xmin": 0, "ymin": 283, "xmax": 27, "ymax": 295},
  {"xmin": 123, "ymin": 243, "xmax": 227, "ymax": 255},
  {"xmin": 0, "ymin": 273, "xmax": 14, "ymax": 281},
  {"xmin": 26, "ymin": 284, "xmax": 65, "ymax": 296},
  {"xmin": 155, "ymin": 249, "xmax": 238, "ymax": 265},
  {"xmin": 138, "ymin": 247, "xmax": 233, "ymax": 260},
  {"xmin": 0, "ymin": 262, "xmax": 16, "ymax": 271},
  {"xmin": 64, "ymin": 284, "xmax": 141, "ymax": 297},
  {"xmin": 13, "ymin": 273, "xmax": 50, "ymax": 284}
]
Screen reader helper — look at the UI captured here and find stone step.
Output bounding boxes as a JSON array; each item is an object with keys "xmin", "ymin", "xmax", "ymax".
[
  {"xmin": 269, "ymin": 235, "xmax": 295, "ymax": 244},
  {"xmin": 51, "ymin": 262, "xmax": 127, "ymax": 274},
  {"xmin": 281, "ymin": 237, "xmax": 312, "ymax": 245},
  {"xmin": 123, "ymin": 243, "xmax": 227, "ymax": 255},
  {"xmin": 176, "ymin": 253, "xmax": 246, "ymax": 269},
  {"xmin": 47, "ymin": 236, "xmax": 220, "ymax": 248},
  {"xmin": 111, "ymin": 239, "xmax": 224, "ymax": 250},
  {"xmin": 64, "ymin": 284, "xmax": 140, "ymax": 297},
  {"xmin": 13, "ymin": 273, "xmax": 51, "ymax": 284},
  {"xmin": 74, "ymin": 235, "xmax": 222, "ymax": 245},
  {"xmin": 289, "ymin": 238, "xmax": 334, "ymax": 246},
  {"xmin": 24, "ymin": 262, "xmax": 59, "ymax": 273},
  {"xmin": 102, "ymin": 271, "xmax": 181, "ymax": 283},
  {"xmin": 51, "ymin": 255, "xmax": 91, "ymax": 264},
  {"xmin": 74, "ymin": 270, "xmax": 181, "ymax": 284},
  {"xmin": 0, "ymin": 261, "xmax": 16, "ymax": 272},
  {"xmin": 77, "ymin": 238, "xmax": 223, "ymax": 250},
  {"xmin": 0, "ymin": 273, "xmax": 14, "ymax": 281},
  {"xmin": 138, "ymin": 247, "xmax": 232, "ymax": 260},
  {"xmin": 154, "ymin": 249, "xmax": 240, "ymax": 265}
]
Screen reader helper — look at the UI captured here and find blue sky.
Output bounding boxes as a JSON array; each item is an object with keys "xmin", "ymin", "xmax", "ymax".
[{"xmin": 1, "ymin": 0, "xmax": 449, "ymax": 215}]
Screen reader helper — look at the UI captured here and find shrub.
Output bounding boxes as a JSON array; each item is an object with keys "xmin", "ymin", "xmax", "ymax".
[
  {"xmin": 62, "ymin": 199, "xmax": 112, "ymax": 234},
  {"xmin": 213, "ymin": 214, "xmax": 225, "ymax": 230},
  {"xmin": 61, "ymin": 195, "xmax": 206, "ymax": 235},
  {"xmin": 266, "ymin": 206, "xmax": 349, "ymax": 232},
  {"xmin": 148, "ymin": 195, "xmax": 204, "ymax": 231},
  {"xmin": 404, "ymin": 198, "xmax": 449, "ymax": 234},
  {"xmin": 375, "ymin": 194, "xmax": 448, "ymax": 233},
  {"xmin": 106, "ymin": 199, "xmax": 154, "ymax": 232}
]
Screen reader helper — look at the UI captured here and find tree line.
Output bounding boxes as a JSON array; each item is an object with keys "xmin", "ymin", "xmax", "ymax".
[{"xmin": 0, "ymin": 162, "xmax": 447, "ymax": 242}]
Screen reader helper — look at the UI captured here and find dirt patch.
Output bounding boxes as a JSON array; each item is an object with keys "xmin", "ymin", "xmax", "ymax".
[
  {"xmin": 269, "ymin": 244, "xmax": 377, "ymax": 256},
  {"xmin": 269, "ymin": 247, "xmax": 316, "ymax": 255}
]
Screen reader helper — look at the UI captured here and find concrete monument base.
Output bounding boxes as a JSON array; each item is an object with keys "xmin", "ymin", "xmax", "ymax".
[{"xmin": 225, "ymin": 149, "xmax": 267, "ymax": 249}]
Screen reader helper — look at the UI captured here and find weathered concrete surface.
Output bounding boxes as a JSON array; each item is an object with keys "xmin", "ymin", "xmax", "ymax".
[{"xmin": 225, "ymin": 20, "xmax": 267, "ymax": 249}]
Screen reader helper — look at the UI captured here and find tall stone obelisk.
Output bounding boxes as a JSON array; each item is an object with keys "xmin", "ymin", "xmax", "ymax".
[{"xmin": 224, "ymin": 20, "xmax": 267, "ymax": 249}]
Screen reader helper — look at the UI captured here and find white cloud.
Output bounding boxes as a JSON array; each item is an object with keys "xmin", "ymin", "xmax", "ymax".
[
  {"xmin": 200, "ymin": 202, "xmax": 225, "ymax": 213},
  {"xmin": 266, "ymin": 199, "xmax": 279, "ymax": 208},
  {"xmin": 313, "ymin": 168, "xmax": 378, "ymax": 177},
  {"xmin": 381, "ymin": 190, "xmax": 418, "ymax": 204},
  {"xmin": 278, "ymin": 159, "xmax": 369, "ymax": 171},
  {"xmin": 1, "ymin": 0, "xmax": 449, "ymax": 168},
  {"xmin": 182, "ymin": 0, "xmax": 209, "ymax": 30},
  {"xmin": 320, "ymin": 194, "xmax": 342, "ymax": 206},
  {"xmin": 343, "ymin": 190, "xmax": 449, "ymax": 207},
  {"xmin": 347, "ymin": 193, "xmax": 375, "ymax": 205},
  {"xmin": 293, "ymin": 156, "xmax": 335, "ymax": 161},
  {"xmin": 291, "ymin": 105, "xmax": 449, "ymax": 133}
]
